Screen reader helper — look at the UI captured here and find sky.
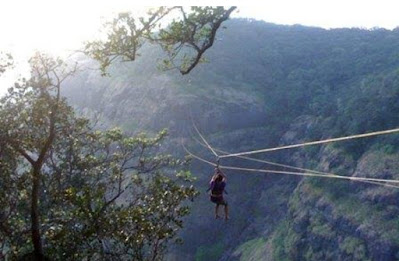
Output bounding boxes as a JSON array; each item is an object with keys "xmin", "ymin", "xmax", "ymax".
[
  {"xmin": 0, "ymin": 0, "xmax": 398, "ymax": 55},
  {"xmin": 0, "ymin": 0, "xmax": 398, "ymax": 92}
]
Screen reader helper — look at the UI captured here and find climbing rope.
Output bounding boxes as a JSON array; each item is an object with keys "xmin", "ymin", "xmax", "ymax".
[
  {"xmin": 188, "ymin": 121, "xmax": 399, "ymax": 188},
  {"xmin": 219, "ymin": 127, "xmax": 399, "ymax": 158},
  {"xmin": 191, "ymin": 119, "xmax": 219, "ymax": 158},
  {"xmin": 191, "ymin": 136, "xmax": 399, "ymax": 188},
  {"xmin": 182, "ymin": 144, "xmax": 399, "ymax": 189},
  {"xmin": 192, "ymin": 135, "xmax": 332, "ymax": 176}
]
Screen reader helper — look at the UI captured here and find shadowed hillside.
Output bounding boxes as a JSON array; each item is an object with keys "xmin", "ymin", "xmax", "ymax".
[{"xmin": 64, "ymin": 19, "xmax": 399, "ymax": 260}]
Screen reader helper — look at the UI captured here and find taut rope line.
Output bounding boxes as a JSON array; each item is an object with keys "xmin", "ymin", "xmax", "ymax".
[
  {"xmin": 219, "ymin": 127, "xmax": 399, "ymax": 158},
  {"xmin": 191, "ymin": 136, "xmax": 399, "ymax": 188},
  {"xmin": 182, "ymin": 144, "xmax": 399, "ymax": 188},
  {"xmin": 192, "ymin": 136, "xmax": 332, "ymax": 176},
  {"xmin": 191, "ymin": 120, "xmax": 219, "ymax": 158}
]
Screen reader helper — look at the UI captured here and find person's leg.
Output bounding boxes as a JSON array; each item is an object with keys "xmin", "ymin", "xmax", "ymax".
[
  {"xmin": 215, "ymin": 204, "xmax": 220, "ymax": 218},
  {"xmin": 224, "ymin": 204, "xmax": 229, "ymax": 220}
]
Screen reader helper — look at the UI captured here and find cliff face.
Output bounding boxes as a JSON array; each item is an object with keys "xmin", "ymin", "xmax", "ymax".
[
  {"xmin": 268, "ymin": 126, "xmax": 399, "ymax": 261},
  {"xmin": 64, "ymin": 19, "xmax": 399, "ymax": 260}
]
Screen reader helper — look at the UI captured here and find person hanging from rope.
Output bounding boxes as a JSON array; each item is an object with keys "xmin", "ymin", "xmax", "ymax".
[{"xmin": 207, "ymin": 167, "xmax": 229, "ymax": 220}]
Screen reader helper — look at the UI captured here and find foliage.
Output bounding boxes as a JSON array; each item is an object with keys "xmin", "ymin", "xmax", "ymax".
[
  {"xmin": 273, "ymin": 175, "xmax": 399, "ymax": 260},
  {"xmin": 271, "ymin": 220, "xmax": 299, "ymax": 261},
  {"xmin": 0, "ymin": 52, "xmax": 13, "ymax": 75},
  {"xmin": 84, "ymin": 6, "xmax": 236, "ymax": 75},
  {"xmin": 0, "ymin": 53, "xmax": 198, "ymax": 260},
  {"xmin": 234, "ymin": 237, "xmax": 266, "ymax": 261},
  {"xmin": 194, "ymin": 242, "xmax": 224, "ymax": 261},
  {"xmin": 339, "ymin": 237, "xmax": 369, "ymax": 261}
]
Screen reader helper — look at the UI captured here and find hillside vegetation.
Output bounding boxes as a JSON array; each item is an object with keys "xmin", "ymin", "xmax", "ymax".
[{"xmin": 65, "ymin": 19, "xmax": 399, "ymax": 260}]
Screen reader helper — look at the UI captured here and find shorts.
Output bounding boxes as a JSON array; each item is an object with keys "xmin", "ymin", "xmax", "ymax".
[{"xmin": 210, "ymin": 196, "xmax": 228, "ymax": 206}]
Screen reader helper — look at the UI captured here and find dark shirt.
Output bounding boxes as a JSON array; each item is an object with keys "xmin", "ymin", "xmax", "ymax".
[{"xmin": 209, "ymin": 181, "xmax": 226, "ymax": 195}]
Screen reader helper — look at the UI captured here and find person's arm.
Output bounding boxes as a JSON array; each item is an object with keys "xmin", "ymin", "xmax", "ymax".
[
  {"xmin": 221, "ymin": 181, "xmax": 228, "ymax": 194},
  {"xmin": 207, "ymin": 168, "xmax": 219, "ymax": 192},
  {"xmin": 206, "ymin": 181, "xmax": 215, "ymax": 192},
  {"xmin": 218, "ymin": 168, "xmax": 227, "ymax": 182},
  {"xmin": 209, "ymin": 167, "xmax": 221, "ymax": 182}
]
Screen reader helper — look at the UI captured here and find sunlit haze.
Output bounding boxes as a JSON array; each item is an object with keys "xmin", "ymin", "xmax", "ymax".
[{"xmin": 1, "ymin": 0, "xmax": 398, "ymax": 93}]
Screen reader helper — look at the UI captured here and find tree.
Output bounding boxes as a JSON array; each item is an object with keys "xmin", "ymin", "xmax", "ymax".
[
  {"xmin": 0, "ymin": 53, "xmax": 197, "ymax": 260},
  {"xmin": 0, "ymin": 52, "xmax": 13, "ymax": 75},
  {"xmin": 0, "ymin": 6, "xmax": 237, "ymax": 260},
  {"xmin": 84, "ymin": 6, "xmax": 237, "ymax": 75}
]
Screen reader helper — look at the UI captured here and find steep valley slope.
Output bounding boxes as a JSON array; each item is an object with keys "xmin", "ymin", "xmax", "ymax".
[{"xmin": 64, "ymin": 19, "xmax": 399, "ymax": 260}]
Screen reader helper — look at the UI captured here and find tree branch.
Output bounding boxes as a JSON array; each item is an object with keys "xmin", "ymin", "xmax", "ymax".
[{"xmin": 180, "ymin": 7, "xmax": 237, "ymax": 75}]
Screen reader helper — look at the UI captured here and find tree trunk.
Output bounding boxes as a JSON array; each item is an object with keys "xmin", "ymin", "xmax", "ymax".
[{"xmin": 31, "ymin": 165, "xmax": 43, "ymax": 260}]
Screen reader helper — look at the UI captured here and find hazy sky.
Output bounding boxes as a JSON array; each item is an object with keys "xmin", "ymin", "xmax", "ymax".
[
  {"xmin": 0, "ymin": 0, "xmax": 398, "ymax": 92},
  {"xmin": 0, "ymin": 0, "xmax": 398, "ymax": 56}
]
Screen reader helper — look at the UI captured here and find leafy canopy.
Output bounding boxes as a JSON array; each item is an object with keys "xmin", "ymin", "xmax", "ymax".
[
  {"xmin": 84, "ymin": 6, "xmax": 236, "ymax": 75},
  {"xmin": 0, "ymin": 6, "xmax": 237, "ymax": 260},
  {"xmin": 0, "ymin": 52, "xmax": 13, "ymax": 75},
  {"xmin": 0, "ymin": 53, "xmax": 197, "ymax": 260}
]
